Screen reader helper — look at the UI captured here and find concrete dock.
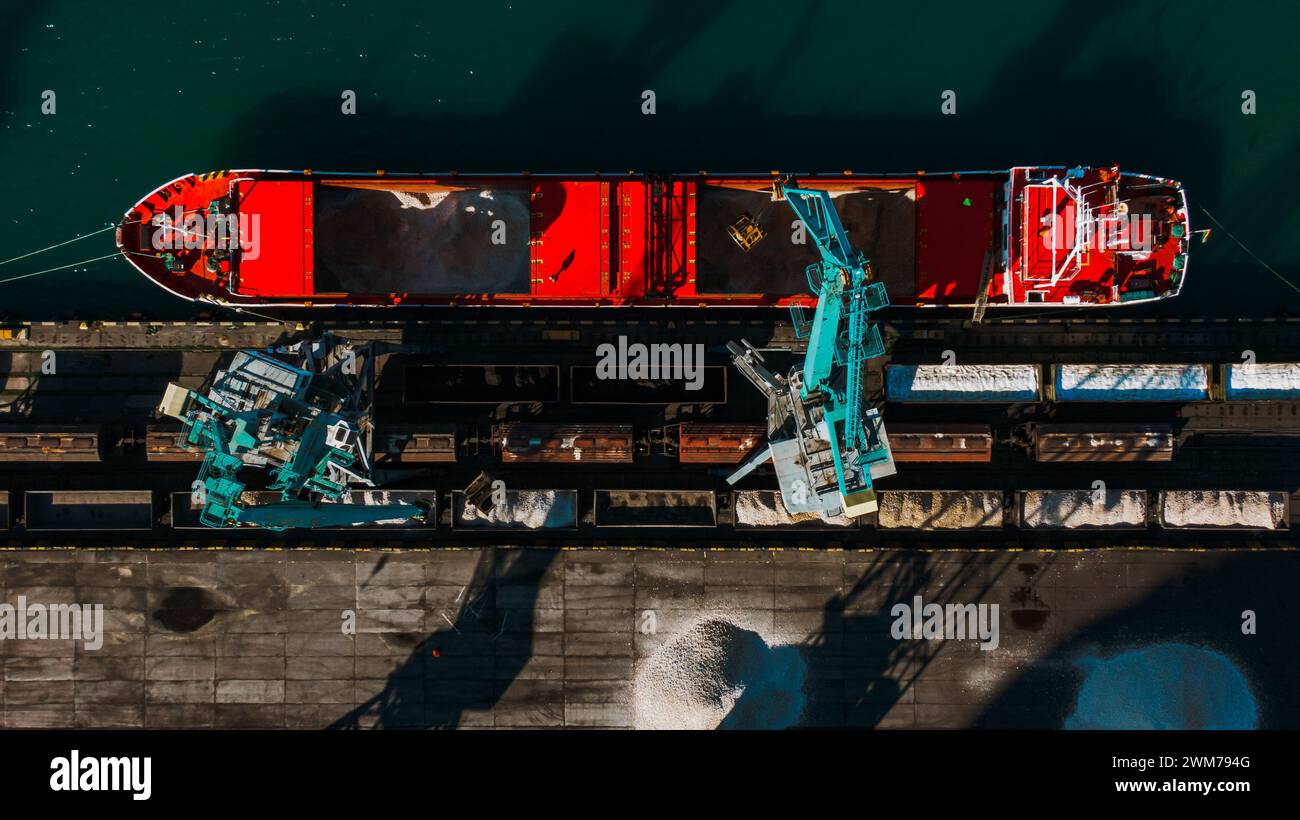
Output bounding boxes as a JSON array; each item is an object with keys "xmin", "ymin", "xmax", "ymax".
[{"xmin": 1, "ymin": 546, "xmax": 1293, "ymax": 729}]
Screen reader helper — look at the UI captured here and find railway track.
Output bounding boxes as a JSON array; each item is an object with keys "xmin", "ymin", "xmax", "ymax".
[
  {"xmin": 0, "ymin": 488, "xmax": 1294, "ymax": 550},
  {"xmin": 2, "ymin": 319, "xmax": 1298, "ymax": 547}
]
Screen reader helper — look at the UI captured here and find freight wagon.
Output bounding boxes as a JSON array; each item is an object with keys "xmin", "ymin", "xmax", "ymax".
[
  {"xmin": 494, "ymin": 422, "xmax": 635, "ymax": 463},
  {"xmin": 1, "ymin": 488, "xmax": 1291, "ymax": 533},
  {"xmin": 23, "ymin": 490, "xmax": 153, "ymax": 531},
  {"xmin": 886, "ymin": 424, "xmax": 994, "ymax": 462},
  {"xmin": 886, "ymin": 362, "xmax": 1300, "ymax": 404},
  {"xmin": 145, "ymin": 424, "xmax": 203, "ymax": 461},
  {"xmin": 0, "ymin": 425, "xmax": 101, "ymax": 462},
  {"xmin": 372, "ymin": 425, "xmax": 457, "ymax": 464},
  {"xmin": 669, "ymin": 422, "xmax": 766, "ymax": 464},
  {"xmin": 1030, "ymin": 423, "xmax": 1175, "ymax": 462}
]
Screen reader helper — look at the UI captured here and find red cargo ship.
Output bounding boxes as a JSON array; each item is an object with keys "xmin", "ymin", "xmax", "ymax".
[{"xmin": 116, "ymin": 166, "xmax": 1189, "ymax": 309}]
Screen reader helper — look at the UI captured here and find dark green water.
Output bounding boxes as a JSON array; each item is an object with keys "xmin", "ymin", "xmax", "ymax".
[{"xmin": 2, "ymin": 0, "xmax": 1298, "ymax": 319}]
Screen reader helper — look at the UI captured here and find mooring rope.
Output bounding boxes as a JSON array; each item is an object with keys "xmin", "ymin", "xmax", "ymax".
[
  {"xmin": 0, "ymin": 252, "xmax": 122, "ymax": 285},
  {"xmin": 1195, "ymin": 203, "xmax": 1300, "ymax": 296},
  {"xmin": 0, "ymin": 205, "xmax": 213, "ymax": 277},
  {"xmin": 224, "ymin": 304, "xmax": 289, "ymax": 323},
  {"xmin": 0, "ymin": 224, "xmax": 119, "ymax": 267}
]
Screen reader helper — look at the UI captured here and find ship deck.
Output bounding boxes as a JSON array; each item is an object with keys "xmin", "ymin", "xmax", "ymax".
[{"xmin": 116, "ymin": 168, "xmax": 1186, "ymax": 308}]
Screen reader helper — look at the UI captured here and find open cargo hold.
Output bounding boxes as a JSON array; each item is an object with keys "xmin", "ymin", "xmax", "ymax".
[
  {"xmin": 569, "ymin": 366, "xmax": 727, "ymax": 404},
  {"xmin": 886, "ymin": 424, "xmax": 993, "ymax": 462},
  {"xmin": 0, "ymin": 425, "xmax": 100, "ymax": 462},
  {"xmin": 404, "ymin": 364, "xmax": 560, "ymax": 403},
  {"xmin": 1020, "ymin": 490, "xmax": 1148, "ymax": 529},
  {"xmin": 452, "ymin": 489, "xmax": 578, "ymax": 530},
  {"xmin": 1033, "ymin": 423, "xmax": 1175, "ymax": 462},
  {"xmin": 886, "ymin": 364, "xmax": 1041, "ymax": 403},
  {"xmin": 1053, "ymin": 363, "xmax": 1210, "ymax": 402},
  {"xmin": 595, "ymin": 490, "xmax": 716, "ymax": 527},
  {"xmin": 25, "ymin": 490, "xmax": 153, "ymax": 531},
  {"xmin": 877, "ymin": 490, "xmax": 1004, "ymax": 529},
  {"xmin": 495, "ymin": 422, "xmax": 634, "ymax": 463},
  {"xmin": 1157, "ymin": 490, "xmax": 1289, "ymax": 530}
]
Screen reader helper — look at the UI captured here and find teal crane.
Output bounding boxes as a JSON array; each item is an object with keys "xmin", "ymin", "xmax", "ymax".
[
  {"xmin": 726, "ymin": 182, "xmax": 895, "ymax": 517},
  {"xmin": 160, "ymin": 335, "xmax": 425, "ymax": 531}
]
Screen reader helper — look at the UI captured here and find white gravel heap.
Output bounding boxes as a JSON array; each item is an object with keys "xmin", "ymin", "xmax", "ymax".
[
  {"xmin": 1055, "ymin": 364, "xmax": 1209, "ymax": 401},
  {"xmin": 1021, "ymin": 490, "xmax": 1147, "ymax": 529},
  {"xmin": 734, "ymin": 491, "xmax": 854, "ymax": 528},
  {"xmin": 461, "ymin": 490, "xmax": 572, "ymax": 529},
  {"xmin": 633, "ymin": 616, "xmax": 806, "ymax": 730},
  {"xmin": 1159, "ymin": 490, "xmax": 1288, "ymax": 530},
  {"xmin": 877, "ymin": 490, "xmax": 1003, "ymax": 529},
  {"xmin": 1226, "ymin": 363, "xmax": 1300, "ymax": 398},
  {"xmin": 390, "ymin": 190, "xmax": 452, "ymax": 210},
  {"xmin": 887, "ymin": 364, "xmax": 1040, "ymax": 402}
]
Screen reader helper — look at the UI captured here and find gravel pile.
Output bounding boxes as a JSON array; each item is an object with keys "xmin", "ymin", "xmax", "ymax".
[
  {"xmin": 1055, "ymin": 364, "xmax": 1209, "ymax": 401},
  {"xmin": 734, "ymin": 491, "xmax": 854, "ymax": 528},
  {"xmin": 633, "ymin": 617, "xmax": 806, "ymax": 730},
  {"xmin": 460, "ymin": 490, "xmax": 573, "ymax": 529},
  {"xmin": 1159, "ymin": 490, "xmax": 1288, "ymax": 530},
  {"xmin": 1021, "ymin": 490, "xmax": 1146, "ymax": 529},
  {"xmin": 1226, "ymin": 363, "xmax": 1300, "ymax": 399},
  {"xmin": 390, "ymin": 190, "xmax": 452, "ymax": 210},
  {"xmin": 887, "ymin": 364, "xmax": 1040, "ymax": 402},
  {"xmin": 877, "ymin": 490, "xmax": 1003, "ymax": 529},
  {"xmin": 1066, "ymin": 644, "xmax": 1257, "ymax": 729}
]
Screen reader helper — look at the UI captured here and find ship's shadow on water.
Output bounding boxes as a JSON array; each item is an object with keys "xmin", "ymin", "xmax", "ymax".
[
  {"xmin": 217, "ymin": 0, "xmax": 1224, "ymax": 182},
  {"xmin": 211, "ymin": 0, "xmax": 1300, "ymax": 317}
]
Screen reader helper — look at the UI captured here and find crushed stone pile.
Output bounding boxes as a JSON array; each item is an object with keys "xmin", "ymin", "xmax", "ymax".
[
  {"xmin": 1021, "ymin": 490, "xmax": 1147, "ymax": 529},
  {"xmin": 633, "ymin": 617, "xmax": 807, "ymax": 730},
  {"xmin": 1055, "ymin": 364, "xmax": 1208, "ymax": 401},
  {"xmin": 878, "ymin": 490, "xmax": 1003, "ymax": 529},
  {"xmin": 1159, "ymin": 490, "xmax": 1287, "ymax": 530},
  {"xmin": 734, "ymin": 491, "xmax": 854, "ymax": 527},
  {"xmin": 1226, "ymin": 363, "xmax": 1300, "ymax": 398},
  {"xmin": 887, "ymin": 364, "xmax": 1040, "ymax": 402},
  {"xmin": 461, "ymin": 490, "xmax": 571, "ymax": 529}
]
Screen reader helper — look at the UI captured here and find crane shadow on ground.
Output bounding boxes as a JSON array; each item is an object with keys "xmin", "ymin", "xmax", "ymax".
[{"xmin": 330, "ymin": 547, "xmax": 557, "ymax": 729}]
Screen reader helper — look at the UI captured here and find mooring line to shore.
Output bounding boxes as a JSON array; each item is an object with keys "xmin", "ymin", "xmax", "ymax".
[
  {"xmin": 1195, "ymin": 202, "xmax": 1300, "ymax": 295},
  {"xmin": 0, "ymin": 223, "xmax": 119, "ymax": 267},
  {"xmin": 0, "ymin": 252, "xmax": 122, "ymax": 285}
]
